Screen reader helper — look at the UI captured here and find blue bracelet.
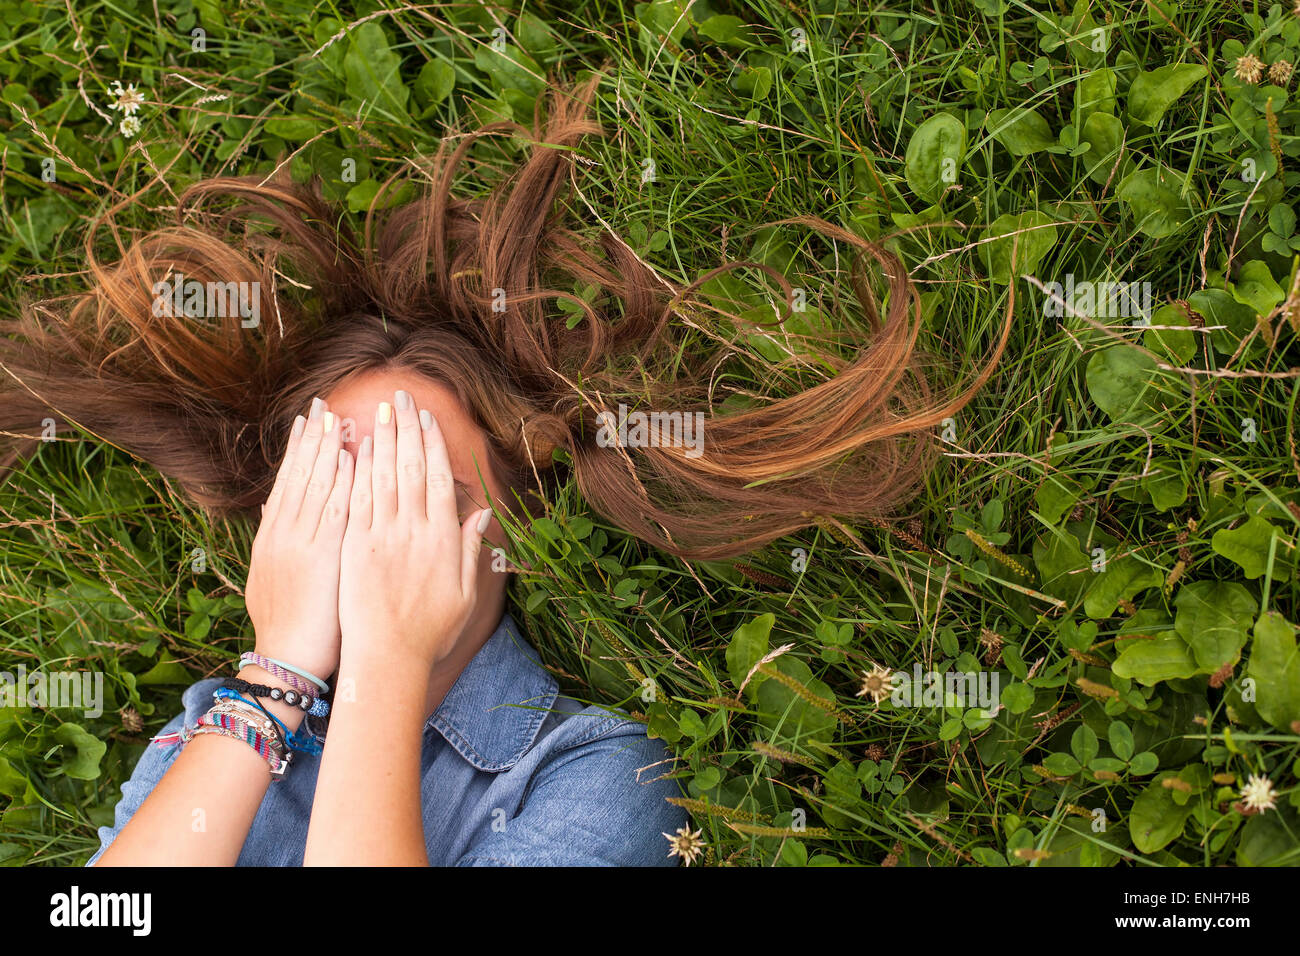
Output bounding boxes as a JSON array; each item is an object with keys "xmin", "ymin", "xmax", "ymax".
[{"xmin": 215, "ymin": 688, "xmax": 323, "ymax": 756}]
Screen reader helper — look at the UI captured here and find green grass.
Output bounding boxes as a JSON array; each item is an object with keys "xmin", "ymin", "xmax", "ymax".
[{"xmin": 2, "ymin": 0, "xmax": 1300, "ymax": 866}]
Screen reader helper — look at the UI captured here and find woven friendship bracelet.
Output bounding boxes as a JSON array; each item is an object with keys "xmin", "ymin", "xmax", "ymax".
[
  {"xmin": 209, "ymin": 691, "xmax": 292, "ymax": 758},
  {"xmin": 214, "ymin": 687, "xmax": 322, "ymax": 756},
  {"xmin": 237, "ymin": 652, "xmax": 330, "ymax": 694},
  {"xmin": 237, "ymin": 653, "xmax": 317, "ymax": 696},
  {"xmin": 183, "ymin": 716, "xmax": 290, "ymax": 776},
  {"xmin": 204, "ymin": 693, "xmax": 296, "ymax": 768}
]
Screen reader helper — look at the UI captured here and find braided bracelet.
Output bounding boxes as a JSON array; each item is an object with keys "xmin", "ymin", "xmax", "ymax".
[
  {"xmin": 205, "ymin": 694, "xmax": 290, "ymax": 760},
  {"xmin": 237, "ymin": 652, "xmax": 330, "ymax": 695},
  {"xmin": 214, "ymin": 687, "xmax": 322, "ymax": 756},
  {"xmin": 184, "ymin": 714, "xmax": 290, "ymax": 776},
  {"xmin": 221, "ymin": 676, "xmax": 330, "ymax": 717}
]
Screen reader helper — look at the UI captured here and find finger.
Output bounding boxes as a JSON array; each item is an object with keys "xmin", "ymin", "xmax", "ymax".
[
  {"xmin": 371, "ymin": 398, "xmax": 398, "ymax": 521},
  {"xmin": 278, "ymin": 397, "xmax": 326, "ymax": 524},
  {"xmin": 349, "ymin": 435, "xmax": 374, "ymax": 531},
  {"xmin": 299, "ymin": 406, "xmax": 343, "ymax": 531},
  {"xmin": 461, "ymin": 507, "xmax": 492, "ymax": 598},
  {"xmin": 317, "ymin": 447, "xmax": 353, "ymax": 542},
  {"xmin": 263, "ymin": 414, "xmax": 306, "ymax": 522},
  {"xmin": 420, "ymin": 406, "xmax": 457, "ymax": 525},
  {"xmin": 394, "ymin": 389, "xmax": 426, "ymax": 519}
]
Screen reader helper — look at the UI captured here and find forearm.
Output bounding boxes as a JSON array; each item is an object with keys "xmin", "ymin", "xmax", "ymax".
[
  {"xmin": 303, "ymin": 649, "xmax": 429, "ymax": 865},
  {"xmin": 95, "ymin": 666, "xmax": 306, "ymax": 866}
]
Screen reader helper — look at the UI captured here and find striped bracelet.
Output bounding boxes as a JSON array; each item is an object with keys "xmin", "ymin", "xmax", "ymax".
[
  {"xmin": 191, "ymin": 704, "xmax": 292, "ymax": 776},
  {"xmin": 237, "ymin": 653, "xmax": 328, "ymax": 696}
]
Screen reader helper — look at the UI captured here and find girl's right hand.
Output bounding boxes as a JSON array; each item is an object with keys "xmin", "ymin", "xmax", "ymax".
[{"xmin": 244, "ymin": 397, "xmax": 353, "ymax": 683}]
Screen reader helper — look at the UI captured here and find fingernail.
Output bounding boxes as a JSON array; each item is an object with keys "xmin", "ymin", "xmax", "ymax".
[
  {"xmin": 338, "ymin": 449, "xmax": 349, "ymax": 468},
  {"xmin": 378, "ymin": 402, "xmax": 392, "ymax": 425},
  {"xmin": 476, "ymin": 508, "xmax": 492, "ymax": 534},
  {"xmin": 419, "ymin": 409, "xmax": 432, "ymax": 431},
  {"xmin": 360, "ymin": 435, "xmax": 373, "ymax": 457},
  {"xmin": 395, "ymin": 390, "xmax": 411, "ymax": 411},
  {"xmin": 291, "ymin": 415, "xmax": 305, "ymax": 438},
  {"xmin": 309, "ymin": 397, "xmax": 324, "ymax": 420},
  {"xmin": 323, "ymin": 411, "xmax": 335, "ymax": 433}
]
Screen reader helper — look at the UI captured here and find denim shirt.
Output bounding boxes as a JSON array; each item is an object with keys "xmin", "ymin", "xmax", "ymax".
[{"xmin": 87, "ymin": 612, "xmax": 687, "ymax": 866}]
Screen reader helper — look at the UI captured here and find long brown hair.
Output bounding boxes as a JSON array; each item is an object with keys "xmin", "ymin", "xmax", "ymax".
[{"xmin": 0, "ymin": 72, "xmax": 1009, "ymax": 562}]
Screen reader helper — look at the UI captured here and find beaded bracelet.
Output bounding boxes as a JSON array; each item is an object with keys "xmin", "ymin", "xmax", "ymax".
[
  {"xmin": 220, "ymin": 676, "xmax": 330, "ymax": 717},
  {"xmin": 237, "ymin": 652, "xmax": 330, "ymax": 695},
  {"xmin": 214, "ymin": 687, "xmax": 322, "ymax": 756}
]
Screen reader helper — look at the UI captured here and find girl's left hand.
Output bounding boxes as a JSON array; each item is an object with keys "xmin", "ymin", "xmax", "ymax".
[{"xmin": 337, "ymin": 390, "xmax": 492, "ymax": 672}]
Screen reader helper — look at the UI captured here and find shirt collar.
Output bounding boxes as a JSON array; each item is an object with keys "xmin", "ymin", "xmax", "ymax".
[{"xmin": 425, "ymin": 611, "xmax": 559, "ymax": 772}]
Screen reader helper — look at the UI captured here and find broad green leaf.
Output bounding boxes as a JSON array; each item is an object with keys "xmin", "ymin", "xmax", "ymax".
[
  {"xmin": 1033, "ymin": 528, "xmax": 1091, "ymax": 604},
  {"xmin": 1229, "ymin": 260, "xmax": 1285, "ymax": 320},
  {"xmin": 1247, "ymin": 612, "xmax": 1300, "ymax": 731},
  {"xmin": 1187, "ymin": 289, "xmax": 1259, "ymax": 356},
  {"xmin": 988, "ymin": 107, "xmax": 1057, "ymax": 156},
  {"xmin": 264, "ymin": 116, "xmax": 319, "ymax": 140},
  {"xmin": 1114, "ymin": 627, "xmax": 1198, "ymax": 685},
  {"xmin": 1085, "ymin": 344, "xmax": 1157, "ymax": 421},
  {"xmin": 137, "ymin": 651, "xmax": 193, "ymax": 685},
  {"xmin": 1173, "ymin": 580, "xmax": 1256, "ymax": 672},
  {"xmin": 755, "ymin": 654, "xmax": 837, "ymax": 746},
  {"xmin": 1117, "ymin": 166, "xmax": 1191, "ymax": 238},
  {"xmin": 1143, "ymin": 457, "xmax": 1189, "ymax": 511},
  {"xmin": 1213, "ymin": 515, "xmax": 1292, "ymax": 580},
  {"xmin": 1084, "ymin": 555, "xmax": 1164, "ymax": 618},
  {"xmin": 905, "ymin": 112, "xmax": 965, "ymax": 202},
  {"xmin": 1236, "ymin": 806, "xmax": 1300, "ymax": 865},
  {"xmin": 979, "ymin": 211, "xmax": 1058, "ymax": 284},
  {"xmin": 1074, "ymin": 68, "xmax": 1117, "ymax": 129},
  {"xmin": 343, "ymin": 22, "xmax": 411, "ymax": 121},
  {"xmin": 1130, "ymin": 776, "xmax": 1194, "ymax": 853},
  {"xmin": 1036, "ymin": 472, "xmax": 1086, "ymax": 523},
  {"xmin": 1127, "ymin": 63, "xmax": 1207, "ymax": 126},
  {"xmin": 414, "ymin": 60, "xmax": 456, "ymax": 111},
  {"xmin": 726, "ymin": 612, "xmax": 774, "ymax": 698},
  {"xmin": 54, "ymin": 723, "xmax": 107, "ymax": 780},
  {"xmin": 1143, "ymin": 303, "xmax": 1196, "ymax": 365},
  {"xmin": 1081, "ymin": 112, "xmax": 1128, "ymax": 185}
]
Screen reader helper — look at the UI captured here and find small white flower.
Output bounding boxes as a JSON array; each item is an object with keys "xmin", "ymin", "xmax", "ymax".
[
  {"xmin": 1240, "ymin": 773, "xmax": 1278, "ymax": 814},
  {"xmin": 108, "ymin": 80, "xmax": 146, "ymax": 116},
  {"xmin": 855, "ymin": 663, "xmax": 899, "ymax": 704},
  {"xmin": 119, "ymin": 115, "xmax": 141, "ymax": 139},
  {"xmin": 663, "ymin": 825, "xmax": 706, "ymax": 865}
]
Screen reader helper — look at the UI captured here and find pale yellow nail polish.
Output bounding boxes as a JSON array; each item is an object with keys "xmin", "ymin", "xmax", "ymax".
[
  {"xmin": 323, "ymin": 411, "xmax": 335, "ymax": 433},
  {"xmin": 378, "ymin": 402, "xmax": 392, "ymax": 425}
]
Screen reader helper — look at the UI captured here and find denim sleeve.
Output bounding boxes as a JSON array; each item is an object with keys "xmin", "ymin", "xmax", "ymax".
[
  {"xmin": 456, "ymin": 719, "xmax": 688, "ymax": 867},
  {"xmin": 84, "ymin": 679, "xmax": 219, "ymax": 866}
]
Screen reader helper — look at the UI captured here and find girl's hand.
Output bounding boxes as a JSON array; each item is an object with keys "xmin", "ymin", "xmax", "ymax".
[
  {"xmin": 337, "ymin": 390, "xmax": 491, "ymax": 672},
  {"xmin": 244, "ymin": 397, "xmax": 353, "ymax": 682}
]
